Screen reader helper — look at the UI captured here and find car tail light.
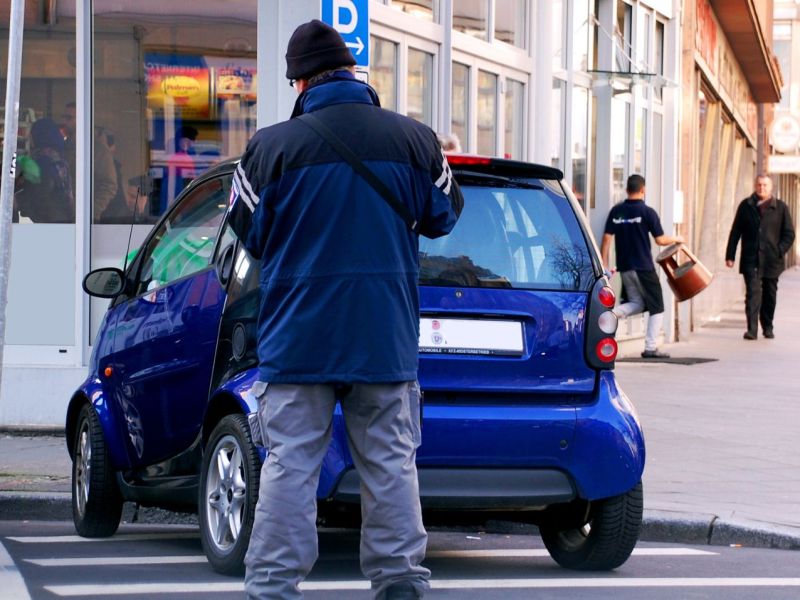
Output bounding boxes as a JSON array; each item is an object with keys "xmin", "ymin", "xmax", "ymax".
[
  {"xmin": 585, "ymin": 279, "xmax": 618, "ymax": 369},
  {"xmin": 596, "ymin": 337, "xmax": 618, "ymax": 362},
  {"xmin": 598, "ymin": 286, "xmax": 615, "ymax": 308},
  {"xmin": 445, "ymin": 154, "xmax": 492, "ymax": 166},
  {"xmin": 598, "ymin": 311, "xmax": 618, "ymax": 334}
]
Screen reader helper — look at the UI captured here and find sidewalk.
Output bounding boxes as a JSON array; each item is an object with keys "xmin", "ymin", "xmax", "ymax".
[{"xmin": 2, "ymin": 270, "xmax": 800, "ymax": 549}]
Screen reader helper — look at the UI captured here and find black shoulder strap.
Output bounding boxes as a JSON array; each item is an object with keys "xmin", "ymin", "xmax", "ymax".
[{"xmin": 297, "ymin": 112, "xmax": 419, "ymax": 233}]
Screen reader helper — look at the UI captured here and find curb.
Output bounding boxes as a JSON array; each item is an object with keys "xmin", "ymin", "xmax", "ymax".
[{"xmin": 2, "ymin": 492, "xmax": 799, "ymax": 552}]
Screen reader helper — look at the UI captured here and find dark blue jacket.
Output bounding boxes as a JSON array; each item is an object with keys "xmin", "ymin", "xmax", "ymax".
[{"xmin": 229, "ymin": 73, "xmax": 463, "ymax": 383}]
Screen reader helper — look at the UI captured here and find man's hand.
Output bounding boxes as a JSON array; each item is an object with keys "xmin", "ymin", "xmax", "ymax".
[{"xmin": 725, "ymin": 260, "xmax": 734, "ymax": 268}]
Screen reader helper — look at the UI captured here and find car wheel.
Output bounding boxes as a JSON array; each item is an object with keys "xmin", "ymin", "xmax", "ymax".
[
  {"xmin": 199, "ymin": 414, "xmax": 261, "ymax": 575},
  {"xmin": 71, "ymin": 404, "xmax": 123, "ymax": 537},
  {"xmin": 540, "ymin": 481, "xmax": 643, "ymax": 571}
]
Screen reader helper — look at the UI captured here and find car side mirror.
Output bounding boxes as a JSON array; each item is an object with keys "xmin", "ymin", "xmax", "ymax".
[
  {"xmin": 216, "ymin": 241, "xmax": 236, "ymax": 286},
  {"xmin": 82, "ymin": 268, "xmax": 126, "ymax": 298}
]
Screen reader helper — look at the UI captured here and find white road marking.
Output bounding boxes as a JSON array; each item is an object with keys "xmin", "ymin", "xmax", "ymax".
[
  {"xmin": 45, "ymin": 578, "xmax": 800, "ymax": 596},
  {"xmin": 25, "ymin": 555, "xmax": 207, "ymax": 567},
  {"xmin": 427, "ymin": 548, "xmax": 717, "ymax": 558},
  {"xmin": 25, "ymin": 546, "xmax": 717, "ymax": 567},
  {"xmin": 0, "ymin": 540, "xmax": 32, "ymax": 600},
  {"xmin": 7, "ymin": 532, "xmax": 199, "ymax": 544}
]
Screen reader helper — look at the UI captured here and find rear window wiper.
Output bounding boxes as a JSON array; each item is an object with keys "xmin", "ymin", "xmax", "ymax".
[{"xmin": 454, "ymin": 170, "xmax": 544, "ymax": 190}]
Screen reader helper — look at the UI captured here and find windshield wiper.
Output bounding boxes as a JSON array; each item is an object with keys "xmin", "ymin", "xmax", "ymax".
[{"xmin": 455, "ymin": 170, "xmax": 543, "ymax": 189}]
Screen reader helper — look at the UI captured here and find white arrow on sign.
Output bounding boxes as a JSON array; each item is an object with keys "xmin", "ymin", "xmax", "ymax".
[{"xmin": 345, "ymin": 36, "xmax": 365, "ymax": 56}]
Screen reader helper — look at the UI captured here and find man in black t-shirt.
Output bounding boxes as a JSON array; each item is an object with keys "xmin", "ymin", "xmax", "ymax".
[{"xmin": 601, "ymin": 174, "xmax": 683, "ymax": 358}]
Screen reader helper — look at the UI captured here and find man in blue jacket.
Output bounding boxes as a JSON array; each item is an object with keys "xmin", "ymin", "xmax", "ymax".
[{"xmin": 229, "ymin": 20, "xmax": 463, "ymax": 600}]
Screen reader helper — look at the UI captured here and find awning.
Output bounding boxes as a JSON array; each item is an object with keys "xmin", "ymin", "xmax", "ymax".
[{"xmin": 709, "ymin": 0, "xmax": 782, "ymax": 103}]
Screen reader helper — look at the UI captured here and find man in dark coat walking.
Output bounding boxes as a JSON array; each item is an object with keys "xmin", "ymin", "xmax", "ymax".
[{"xmin": 725, "ymin": 174, "xmax": 795, "ymax": 339}]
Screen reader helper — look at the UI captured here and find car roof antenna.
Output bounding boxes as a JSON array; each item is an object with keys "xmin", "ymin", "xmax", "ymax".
[{"xmin": 121, "ymin": 180, "xmax": 141, "ymax": 275}]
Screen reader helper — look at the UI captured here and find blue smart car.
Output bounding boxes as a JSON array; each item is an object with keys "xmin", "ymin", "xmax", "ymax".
[{"xmin": 70, "ymin": 155, "xmax": 644, "ymax": 575}]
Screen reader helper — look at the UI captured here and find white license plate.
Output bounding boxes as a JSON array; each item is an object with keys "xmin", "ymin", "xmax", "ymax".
[{"xmin": 419, "ymin": 317, "xmax": 524, "ymax": 356}]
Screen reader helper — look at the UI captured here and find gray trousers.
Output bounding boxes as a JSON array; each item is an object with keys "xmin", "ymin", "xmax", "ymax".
[
  {"xmin": 616, "ymin": 270, "xmax": 664, "ymax": 352},
  {"xmin": 244, "ymin": 381, "xmax": 429, "ymax": 599}
]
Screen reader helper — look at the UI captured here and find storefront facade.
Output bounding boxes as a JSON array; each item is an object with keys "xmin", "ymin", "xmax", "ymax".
[
  {"xmin": 676, "ymin": 0, "xmax": 781, "ymax": 336},
  {"xmin": 1, "ymin": 0, "xmax": 681, "ymax": 427}
]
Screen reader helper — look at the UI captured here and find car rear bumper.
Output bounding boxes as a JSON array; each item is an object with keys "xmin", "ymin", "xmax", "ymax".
[{"xmin": 332, "ymin": 467, "xmax": 575, "ymax": 509}]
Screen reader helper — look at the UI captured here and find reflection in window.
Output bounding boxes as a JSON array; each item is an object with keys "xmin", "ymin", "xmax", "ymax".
[
  {"xmin": 573, "ymin": 0, "xmax": 590, "ymax": 71},
  {"xmin": 504, "ymin": 79, "xmax": 525, "ymax": 159},
  {"xmin": 551, "ymin": 79, "xmax": 565, "ymax": 169},
  {"xmin": 615, "ymin": 0, "xmax": 633, "ymax": 72},
  {"xmin": 389, "ymin": 0, "xmax": 435, "ymax": 20},
  {"xmin": 6, "ymin": 27, "xmax": 77, "ymax": 225},
  {"xmin": 571, "ymin": 87, "xmax": 589, "ymax": 211},
  {"xmin": 611, "ymin": 98, "xmax": 630, "ymax": 203},
  {"xmin": 654, "ymin": 21, "xmax": 665, "ymax": 101},
  {"xmin": 452, "ymin": 62, "xmax": 470, "ymax": 151},
  {"xmin": 93, "ymin": 3, "xmax": 257, "ymax": 224},
  {"xmin": 477, "ymin": 71, "xmax": 498, "ymax": 156},
  {"xmin": 407, "ymin": 49, "xmax": 434, "ymax": 126},
  {"xmin": 552, "ymin": 0, "xmax": 565, "ymax": 71},
  {"xmin": 495, "ymin": 0, "xmax": 526, "ymax": 48},
  {"xmin": 370, "ymin": 37, "xmax": 398, "ymax": 111},
  {"xmin": 453, "ymin": 0, "xmax": 489, "ymax": 41},
  {"xmin": 137, "ymin": 176, "xmax": 230, "ymax": 294},
  {"xmin": 419, "ymin": 183, "xmax": 593, "ymax": 291},
  {"xmin": 634, "ymin": 107, "xmax": 646, "ymax": 174}
]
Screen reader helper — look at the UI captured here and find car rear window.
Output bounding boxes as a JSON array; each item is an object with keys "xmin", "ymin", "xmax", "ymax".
[{"xmin": 420, "ymin": 178, "xmax": 596, "ymax": 291}]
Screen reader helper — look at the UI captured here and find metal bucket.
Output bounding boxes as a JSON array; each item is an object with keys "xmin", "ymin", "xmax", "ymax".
[{"xmin": 656, "ymin": 243, "xmax": 713, "ymax": 302}]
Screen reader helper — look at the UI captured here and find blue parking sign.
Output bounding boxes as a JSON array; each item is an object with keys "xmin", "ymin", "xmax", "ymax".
[{"xmin": 321, "ymin": 0, "xmax": 369, "ymax": 68}]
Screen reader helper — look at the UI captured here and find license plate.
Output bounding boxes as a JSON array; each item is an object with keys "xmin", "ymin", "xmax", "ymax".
[{"xmin": 419, "ymin": 317, "xmax": 524, "ymax": 356}]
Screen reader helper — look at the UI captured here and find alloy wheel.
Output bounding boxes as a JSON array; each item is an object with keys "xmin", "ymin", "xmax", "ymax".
[{"xmin": 204, "ymin": 434, "xmax": 247, "ymax": 551}]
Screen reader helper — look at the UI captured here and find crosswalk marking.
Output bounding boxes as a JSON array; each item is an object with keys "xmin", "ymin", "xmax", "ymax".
[
  {"xmin": 7, "ymin": 532, "xmax": 199, "ymax": 544},
  {"xmin": 22, "ymin": 546, "xmax": 717, "ymax": 568},
  {"xmin": 44, "ymin": 577, "xmax": 800, "ymax": 596},
  {"xmin": 0, "ymin": 541, "xmax": 31, "ymax": 600},
  {"xmin": 25, "ymin": 555, "xmax": 208, "ymax": 567},
  {"xmin": 427, "ymin": 548, "xmax": 717, "ymax": 558}
]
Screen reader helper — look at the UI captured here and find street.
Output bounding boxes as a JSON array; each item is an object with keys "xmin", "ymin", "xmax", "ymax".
[{"xmin": 2, "ymin": 521, "xmax": 800, "ymax": 599}]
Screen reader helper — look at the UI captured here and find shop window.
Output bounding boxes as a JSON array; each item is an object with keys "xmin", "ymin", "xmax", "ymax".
[
  {"xmin": 371, "ymin": 36, "xmax": 398, "ymax": 111},
  {"xmin": 452, "ymin": 62, "xmax": 470, "ymax": 151},
  {"xmin": 407, "ymin": 48, "xmax": 434, "ymax": 126},
  {"xmin": 654, "ymin": 21, "xmax": 665, "ymax": 101},
  {"xmin": 504, "ymin": 78, "xmax": 525, "ymax": 159},
  {"xmin": 90, "ymin": 0, "xmax": 257, "ymax": 342},
  {"xmin": 615, "ymin": 0, "xmax": 633, "ymax": 72},
  {"xmin": 611, "ymin": 97, "xmax": 630, "ymax": 203},
  {"xmin": 551, "ymin": 79, "xmax": 565, "ymax": 170},
  {"xmin": 552, "ymin": 0, "xmax": 565, "ymax": 71},
  {"xmin": 454, "ymin": 0, "xmax": 489, "ymax": 41},
  {"xmin": 2, "ymin": 20, "xmax": 77, "ymax": 350},
  {"xmin": 571, "ymin": 87, "xmax": 590, "ymax": 210},
  {"xmin": 477, "ymin": 70, "xmax": 498, "ymax": 156},
  {"xmin": 634, "ymin": 107, "xmax": 646, "ymax": 174},
  {"xmin": 495, "ymin": 0, "xmax": 526, "ymax": 49},
  {"xmin": 389, "ymin": 0, "xmax": 435, "ymax": 21},
  {"xmin": 573, "ymin": 0, "xmax": 590, "ymax": 71}
]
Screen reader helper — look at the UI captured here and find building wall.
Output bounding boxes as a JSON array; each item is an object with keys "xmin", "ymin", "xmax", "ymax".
[{"xmin": 0, "ymin": 0, "xmax": 682, "ymax": 425}]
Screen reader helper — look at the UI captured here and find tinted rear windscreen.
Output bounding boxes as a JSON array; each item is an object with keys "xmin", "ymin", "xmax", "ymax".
[{"xmin": 420, "ymin": 179, "xmax": 595, "ymax": 291}]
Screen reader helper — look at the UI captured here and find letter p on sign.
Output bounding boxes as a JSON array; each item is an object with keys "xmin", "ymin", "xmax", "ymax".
[{"xmin": 322, "ymin": 0, "xmax": 369, "ymax": 67}]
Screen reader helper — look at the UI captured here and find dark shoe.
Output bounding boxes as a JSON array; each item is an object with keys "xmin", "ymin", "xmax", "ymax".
[
  {"xmin": 384, "ymin": 581, "xmax": 421, "ymax": 600},
  {"xmin": 743, "ymin": 331, "xmax": 757, "ymax": 340},
  {"xmin": 763, "ymin": 330, "xmax": 775, "ymax": 339},
  {"xmin": 641, "ymin": 349, "xmax": 670, "ymax": 359}
]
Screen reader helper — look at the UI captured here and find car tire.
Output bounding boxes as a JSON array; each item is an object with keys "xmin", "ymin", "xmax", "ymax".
[
  {"xmin": 71, "ymin": 404, "xmax": 123, "ymax": 538},
  {"xmin": 199, "ymin": 414, "xmax": 261, "ymax": 575},
  {"xmin": 540, "ymin": 481, "xmax": 643, "ymax": 571}
]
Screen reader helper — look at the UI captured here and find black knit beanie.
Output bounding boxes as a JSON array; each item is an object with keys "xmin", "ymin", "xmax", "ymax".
[{"xmin": 286, "ymin": 19, "xmax": 356, "ymax": 80}]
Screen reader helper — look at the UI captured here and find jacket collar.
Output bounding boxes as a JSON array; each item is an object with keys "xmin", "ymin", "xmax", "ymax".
[
  {"xmin": 749, "ymin": 193, "xmax": 776, "ymax": 210},
  {"xmin": 290, "ymin": 71, "xmax": 381, "ymax": 118}
]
